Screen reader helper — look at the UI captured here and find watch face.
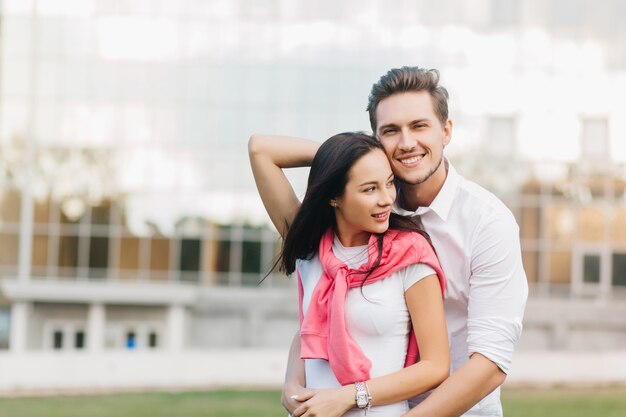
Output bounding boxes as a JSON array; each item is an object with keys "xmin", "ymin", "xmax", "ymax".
[{"xmin": 356, "ymin": 392, "xmax": 368, "ymax": 408}]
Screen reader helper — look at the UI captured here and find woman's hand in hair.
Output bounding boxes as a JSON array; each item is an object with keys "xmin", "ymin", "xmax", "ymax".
[{"xmin": 248, "ymin": 134, "xmax": 319, "ymax": 237}]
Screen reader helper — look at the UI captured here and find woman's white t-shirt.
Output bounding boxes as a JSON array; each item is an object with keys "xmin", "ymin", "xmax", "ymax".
[{"xmin": 297, "ymin": 235, "xmax": 435, "ymax": 417}]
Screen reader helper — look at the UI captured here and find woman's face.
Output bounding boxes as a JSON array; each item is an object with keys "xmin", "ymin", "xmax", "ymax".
[{"xmin": 332, "ymin": 148, "xmax": 396, "ymax": 247}]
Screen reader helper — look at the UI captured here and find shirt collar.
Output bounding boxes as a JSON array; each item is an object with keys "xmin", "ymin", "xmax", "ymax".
[{"xmin": 392, "ymin": 159, "xmax": 460, "ymax": 222}]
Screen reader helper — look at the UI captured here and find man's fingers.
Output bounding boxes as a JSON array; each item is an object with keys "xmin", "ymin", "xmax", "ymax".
[{"xmin": 292, "ymin": 388, "xmax": 316, "ymax": 402}]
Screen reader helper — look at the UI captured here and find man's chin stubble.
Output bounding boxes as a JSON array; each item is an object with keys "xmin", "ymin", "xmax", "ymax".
[{"xmin": 395, "ymin": 156, "xmax": 443, "ymax": 186}]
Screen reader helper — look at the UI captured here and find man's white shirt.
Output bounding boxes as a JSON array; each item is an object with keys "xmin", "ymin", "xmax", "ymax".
[{"xmin": 394, "ymin": 161, "xmax": 528, "ymax": 417}]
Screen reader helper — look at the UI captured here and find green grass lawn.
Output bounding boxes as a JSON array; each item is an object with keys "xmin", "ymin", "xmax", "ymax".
[
  {"xmin": 0, "ymin": 387, "xmax": 624, "ymax": 417},
  {"xmin": 501, "ymin": 386, "xmax": 626, "ymax": 417},
  {"xmin": 0, "ymin": 390, "xmax": 284, "ymax": 417}
]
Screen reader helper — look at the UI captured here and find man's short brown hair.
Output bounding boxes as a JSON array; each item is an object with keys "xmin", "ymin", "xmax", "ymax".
[{"xmin": 367, "ymin": 66, "xmax": 449, "ymax": 132}]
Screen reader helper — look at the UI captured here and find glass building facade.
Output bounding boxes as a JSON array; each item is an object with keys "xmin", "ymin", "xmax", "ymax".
[{"xmin": 1, "ymin": 0, "xmax": 626, "ymax": 354}]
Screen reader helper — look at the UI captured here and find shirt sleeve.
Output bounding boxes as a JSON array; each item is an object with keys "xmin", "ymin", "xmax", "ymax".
[
  {"xmin": 467, "ymin": 210, "xmax": 528, "ymax": 374},
  {"xmin": 402, "ymin": 262, "xmax": 437, "ymax": 292}
]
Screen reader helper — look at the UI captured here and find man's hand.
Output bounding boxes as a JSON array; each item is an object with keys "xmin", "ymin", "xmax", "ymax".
[
  {"xmin": 282, "ymin": 383, "xmax": 315, "ymax": 414},
  {"xmin": 402, "ymin": 353, "xmax": 506, "ymax": 417}
]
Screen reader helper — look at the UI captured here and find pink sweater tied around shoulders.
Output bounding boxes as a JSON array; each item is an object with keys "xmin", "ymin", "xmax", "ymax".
[{"xmin": 297, "ymin": 228, "xmax": 445, "ymax": 385}]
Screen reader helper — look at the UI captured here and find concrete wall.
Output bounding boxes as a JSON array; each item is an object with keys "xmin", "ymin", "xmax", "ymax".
[
  {"xmin": 189, "ymin": 287, "xmax": 298, "ymax": 348},
  {"xmin": 0, "ymin": 350, "xmax": 625, "ymax": 394},
  {"xmin": 5, "ymin": 283, "xmax": 626, "ymax": 352},
  {"xmin": 519, "ymin": 297, "xmax": 626, "ymax": 351},
  {"xmin": 188, "ymin": 289, "xmax": 626, "ymax": 352},
  {"xmin": 1, "ymin": 289, "xmax": 626, "ymax": 393}
]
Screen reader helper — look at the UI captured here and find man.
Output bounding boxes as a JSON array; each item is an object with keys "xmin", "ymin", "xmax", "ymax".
[{"xmin": 278, "ymin": 66, "xmax": 528, "ymax": 417}]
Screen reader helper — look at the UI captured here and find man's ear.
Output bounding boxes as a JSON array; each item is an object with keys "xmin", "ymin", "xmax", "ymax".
[{"xmin": 443, "ymin": 119, "xmax": 453, "ymax": 147}]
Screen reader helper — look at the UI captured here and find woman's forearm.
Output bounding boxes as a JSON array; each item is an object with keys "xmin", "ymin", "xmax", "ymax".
[{"xmin": 248, "ymin": 134, "xmax": 319, "ymax": 168}]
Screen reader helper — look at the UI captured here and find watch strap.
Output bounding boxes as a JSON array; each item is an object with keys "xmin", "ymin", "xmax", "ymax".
[{"xmin": 354, "ymin": 381, "xmax": 371, "ymax": 411}]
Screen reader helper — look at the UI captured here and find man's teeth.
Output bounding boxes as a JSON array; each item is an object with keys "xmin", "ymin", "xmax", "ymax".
[{"xmin": 400, "ymin": 156, "xmax": 422, "ymax": 164}]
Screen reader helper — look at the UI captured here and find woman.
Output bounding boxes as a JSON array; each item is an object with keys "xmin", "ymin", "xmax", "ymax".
[{"xmin": 249, "ymin": 132, "xmax": 449, "ymax": 417}]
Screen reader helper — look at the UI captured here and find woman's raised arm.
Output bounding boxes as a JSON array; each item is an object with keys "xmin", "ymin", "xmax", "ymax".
[{"xmin": 248, "ymin": 134, "xmax": 320, "ymax": 237}]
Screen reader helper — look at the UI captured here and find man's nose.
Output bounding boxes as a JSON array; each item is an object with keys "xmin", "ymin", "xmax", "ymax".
[{"xmin": 398, "ymin": 128, "xmax": 415, "ymax": 151}]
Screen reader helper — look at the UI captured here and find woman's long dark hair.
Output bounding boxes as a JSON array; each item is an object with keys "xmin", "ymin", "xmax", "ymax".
[{"xmin": 276, "ymin": 132, "xmax": 433, "ymax": 277}]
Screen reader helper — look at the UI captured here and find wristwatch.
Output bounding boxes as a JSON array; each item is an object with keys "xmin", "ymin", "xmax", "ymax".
[{"xmin": 354, "ymin": 381, "xmax": 371, "ymax": 410}]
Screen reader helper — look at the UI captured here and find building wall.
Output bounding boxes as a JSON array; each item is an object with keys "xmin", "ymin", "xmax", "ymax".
[
  {"xmin": 1, "ymin": 0, "xmax": 626, "ymax": 359},
  {"xmin": 517, "ymin": 170, "xmax": 626, "ymax": 296},
  {"xmin": 188, "ymin": 292, "xmax": 626, "ymax": 351},
  {"xmin": 6, "ymin": 299, "xmax": 175, "ymax": 352},
  {"xmin": 30, "ymin": 303, "xmax": 89, "ymax": 350},
  {"xmin": 189, "ymin": 288, "xmax": 297, "ymax": 348}
]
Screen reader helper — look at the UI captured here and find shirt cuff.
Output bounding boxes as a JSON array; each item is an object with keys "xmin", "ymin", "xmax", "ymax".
[{"xmin": 466, "ymin": 317, "xmax": 523, "ymax": 374}]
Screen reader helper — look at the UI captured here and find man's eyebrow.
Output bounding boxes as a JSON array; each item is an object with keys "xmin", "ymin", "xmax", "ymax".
[
  {"xmin": 378, "ymin": 119, "xmax": 430, "ymax": 131},
  {"xmin": 377, "ymin": 122, "xmax": 398, "ymax": 131}
]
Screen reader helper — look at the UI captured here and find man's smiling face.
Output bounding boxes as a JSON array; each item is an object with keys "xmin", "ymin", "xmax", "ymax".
[{"xmin": 375, "ymin": 91, "xmax": 452, "ymax": 188}]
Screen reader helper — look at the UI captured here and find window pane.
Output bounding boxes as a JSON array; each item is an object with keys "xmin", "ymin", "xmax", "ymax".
[
  {"xmin": 0, "ymin": 234, "xmax": 19, "ymax": 266},
  {"xmin": 179, "ymin": 239, "xmax": 200, "ymax": 271},
  {"xmin": 126, "ymin": 332, "xmax": 137, "ymax": 350},
  {"xmin": 150, "ymin": 238, "xmax": 170, "ymax": 270},
  {"xmin": 119, "ymin": 237, "xmax": 140, "ymax": 269},
  {"xmin": 521, "ymin": 206, "xmax": 540, "ymax": 240},
  {"xmin": 612, "ymin": 209, "xmax": 626, "ymax": 243},
  {"xmin": 34, "ymin": 199, "xmax": 50, "ymax": 223},
  {"xmin": 548, "ymin": 251, "xmax": 571, "ymax": 283},
  {"xmin": 0, "ymin": 308, "xmax": 9, "ymax": 350},
  {"xmin": 583, "ymin": 254, "xmax": 600, "ymax": 284},
  {"xmin": 53, "ymin": 330, "xmax": 64, "ymax": 350},
  {"xmin": 241, "ymin": 240, "xmax": 261, "ymax": 274},
  {"xmin": 612, "ymin": 253, "xmax": 626, "ymax": 287},
  {"xmin": 547, "ymin": 205, "xmax": 575, "ymax": 242},
  {"xmin": 148, "ymin": 332, "xmax": 158, "ymax": 348},
  {"xmin": 91, "ymin": 203, "xmax": 111, "ymax": 225},
  {"xmin": 58, "ymin": 235, "xmax": 79, "ymax": 276},
  {"xmin": 216, "ymin": 241, "xmax": 231, "ymax": 272},
  {"xmin": 0, "ymin": 190, "xmax": 21, "ymax": 223},
  {"xmin": 579, "ymin": 206, "xmax": 605, "ymax": 242},
  {"xmin": 89, "ymin": 236, "xmax": 109, "ymax": 278},
  {"xmin": 32, "ymin": 235, "xmax": 49, "ymax": 267},
  {"xmin": 75, "ymin": 331, "xmax": 85, "ymax": 349}
]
